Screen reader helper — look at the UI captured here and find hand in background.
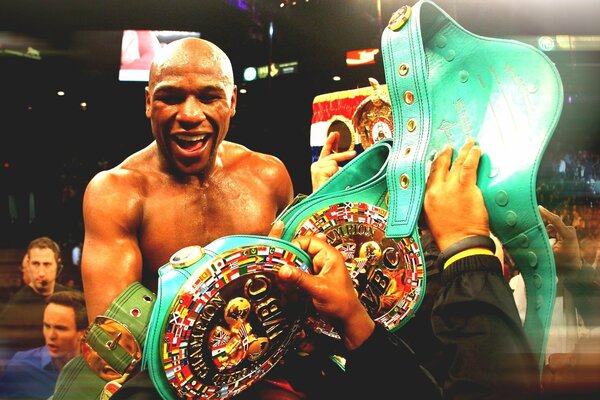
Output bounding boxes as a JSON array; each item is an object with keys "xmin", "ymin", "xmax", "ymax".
[
  {"xmin": 277, "ymin": 235, "xmax": 374, "ymax": 351},
  {"xmin": 310, "ymin": 132, "xmax": 356, "ymax": 192},
  {"xmin": 538, "ymin": 205, "xmax": 582, "ymax": 276},
  {"xmin": 423, "ymin": 139, "xmax": 490, "ymax": 252}
]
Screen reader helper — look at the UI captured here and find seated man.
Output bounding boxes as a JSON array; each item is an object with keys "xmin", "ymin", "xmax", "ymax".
[{"xmin": 0, "ymin": 290, "xmax": 87, "ymax": 399}]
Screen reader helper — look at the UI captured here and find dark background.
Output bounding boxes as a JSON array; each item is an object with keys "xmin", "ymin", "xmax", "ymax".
[{"xmin": 0, "ymin": 0, "xmax": 599, "ymax": 252}]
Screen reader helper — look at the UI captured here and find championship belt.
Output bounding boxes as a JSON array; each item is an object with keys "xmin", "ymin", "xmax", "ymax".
[
  {"xmin": 310, "ymin": 78, "xmax": 392, "ymax": 163},
  {"xmin": 144, "ymin": 235, "xmax": 312, "ymax": 400},
  {"xmin": 381, "ymin": 0, "xmax": 562, "ymax": 368},
  {"xmin": 298, "ymin": 71, "xmax": 423, "ymax": 341},
  {"xmin": 278, "ymin": 138, "xmax": 426, "ymax": 339}
]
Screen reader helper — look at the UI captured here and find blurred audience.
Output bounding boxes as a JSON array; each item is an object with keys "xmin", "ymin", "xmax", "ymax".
[
  {"xmin": 0, "ymin": 237, "xmax": 73, "ymax": 363},
  {"xmin": 508, "ymin": 204, "xmax": 600, "ymax": 398},
  {"xmin": 0, "ymin": 290, "xmax": 87, "ymax": 399}
]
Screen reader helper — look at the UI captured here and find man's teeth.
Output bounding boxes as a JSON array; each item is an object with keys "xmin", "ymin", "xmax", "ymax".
[{"xmin": 175, "ymin": 134, "xmax": 207, "ymax": 142}]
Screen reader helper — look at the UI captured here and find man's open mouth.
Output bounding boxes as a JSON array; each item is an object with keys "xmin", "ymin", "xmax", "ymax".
[{"xmin": 173, "ymin": 133, "xmax": 209, "ymax": 150}]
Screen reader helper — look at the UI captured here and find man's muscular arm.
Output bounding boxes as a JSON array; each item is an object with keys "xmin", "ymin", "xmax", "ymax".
[{"xmin": 81, "ymin": 170, "xmax": 144, "ymax": 321}]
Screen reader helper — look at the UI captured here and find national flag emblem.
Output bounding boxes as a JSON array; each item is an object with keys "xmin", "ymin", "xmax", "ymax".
[
  {"xmin": 210, "ymin": 327, "xmax": 231, "ymax": 357},
  {"xmin": 337, "ymin": 242, "xmax": 356, "ymax": 260},
  {"xmin": 213, "ymin": 258, "xmax": 225, "ymax": 270},
  {"xmin": 169, "ymin": 311, "xmax": 181, "ymax": 325}
]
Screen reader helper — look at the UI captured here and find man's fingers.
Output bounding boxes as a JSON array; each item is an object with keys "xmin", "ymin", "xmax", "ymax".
[
  {"xmin": 449, "ymin": 138, "xmax": 475, "ymax": 176},
  {"xmin": 538, "ymin": 205, "xmax": 565, "ymax": 230},
  {"xmin": 538, "ymin": 205, "xmax": 560, "ymax": 225},
  {"xmin": 427, "ymin": 144, "xmax": 452, "ymax": 187},
  {"xmin": 323, "ymin": 150, "xmax": 356, "ymax": 163},
  {"xmin": 538, "ymin": 205, "xmax": 575, "ymax": 240},
  {"xmin": 291, "ymin": 235, "xmax": 339, "ymax": 273},
  {"xmin": 460, "ymin": 145, "xmax": 482, "ymax": 186},
  {"xmin": 279, "ymin": 264, "xmax": 311, "ymax": 291},
  {"xmin": 278, "ymin": 242, "xmax": 324, "ymax": 300},
  {"xmin": 292, "ymin": 235, "xmax": 325, "ymax": 258},
  {"xmin": 319, "ymin": 131, "xmax": 340, "ymax": 159}
]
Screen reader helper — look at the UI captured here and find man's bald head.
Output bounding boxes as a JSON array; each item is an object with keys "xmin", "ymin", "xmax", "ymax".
[{"xmin": 148, "ymin": 38, "xmax": 235, "ymax": 96}]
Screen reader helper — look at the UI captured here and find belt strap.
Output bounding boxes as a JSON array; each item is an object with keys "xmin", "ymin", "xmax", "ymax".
[
  {"xmin": 381, "ymin": 0, "xmax": 562, "ymax": 370},
  {"xmin": 383, "ymin": 4, "xmax": 430, "ymax": 239},
  {"xmin": 82, "ymin": 282, "xmax": 155, "ymax": 377},
  {"xmin": 99, "ymin": 281, "xmax": 155, "ymax": 344},
  {"xmin": 52, "ymin": 282, "xmax": 156, "ymax": 400}
]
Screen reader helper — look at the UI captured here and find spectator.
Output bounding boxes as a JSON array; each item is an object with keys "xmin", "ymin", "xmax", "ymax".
[
  {"xmin": 0, "ymin": 237, "xmax": 72, "ymax": 361},
  {"xmin": 0, "ymin": 290, "xmax": 87, "ymax": 399}
]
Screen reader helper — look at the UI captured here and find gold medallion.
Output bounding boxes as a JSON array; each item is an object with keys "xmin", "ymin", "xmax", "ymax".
[{"xmin": 351, "ymin": 78, "xmax": 394, "ymax": 150}]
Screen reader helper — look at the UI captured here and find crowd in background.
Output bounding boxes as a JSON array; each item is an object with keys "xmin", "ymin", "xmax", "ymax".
[{"xmin": 538, "ymin": 140, "xmax": 600, "ymax": 262}]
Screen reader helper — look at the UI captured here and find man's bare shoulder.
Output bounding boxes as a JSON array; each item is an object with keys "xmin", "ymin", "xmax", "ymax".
[
  {"xmin": 221, "ymin": 141, "xmax": 293, "ymax": 208},
  {"xmin": 85, "ymin": 143, "xmax": 161, "ymax": 201},
  {"xmin": 222, "ymin": 141, "xmax": 288, "ymax": 178}
]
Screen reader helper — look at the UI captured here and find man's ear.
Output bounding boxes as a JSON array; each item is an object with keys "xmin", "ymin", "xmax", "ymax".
[
  {"xmin": 230, "ymin": 85, "xmax": 237, "ymax": 117},
  {"xmin": 56, "ymin": 258, "xmax": 63, "ymax": 277},
  {"xmin": 144, "ymin": 87, "xmax": 151, "ymax": 118}
]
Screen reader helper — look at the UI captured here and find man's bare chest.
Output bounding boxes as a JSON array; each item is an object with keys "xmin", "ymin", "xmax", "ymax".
[{"xmin": 140, "ymin": 188, "xmax": 277, "ymax": 270}]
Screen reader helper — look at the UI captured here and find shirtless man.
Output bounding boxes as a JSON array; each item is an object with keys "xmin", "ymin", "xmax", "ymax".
[
  {"xmin": 81, "ymin": 37, "xmax": 293, "ymax": 321},
  {"xmin": 77, "ymin": 37, "xmax": 298, "ymax": 399}
]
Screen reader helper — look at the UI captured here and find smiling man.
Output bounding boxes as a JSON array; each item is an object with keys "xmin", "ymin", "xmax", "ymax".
[
  {"xmin": 0, "ymin": 290, "xmax": 87, "ymax": 399},
  {"xmin": 77, "ymin": 37, "xmax": 296, "ymax": 399},
  {"xmin": 81, "ymin": 38, "xmax": 293, "ymax": 319}
]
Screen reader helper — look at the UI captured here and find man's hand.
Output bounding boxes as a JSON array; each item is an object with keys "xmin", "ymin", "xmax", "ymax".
[
  {"xmin": 278, "ymin": 235, "xmax": 374, "ymax": 351},
  {"xmin": 424, "ymin": 139, "xmax": 490, "ymax": 251},
  {"xmin": 538, "ymin": 205, "xmax": 582, "ymax": 275},
  {"xmin": 311, "ymin": 132, "xmax": 356, "ymax": 191}
]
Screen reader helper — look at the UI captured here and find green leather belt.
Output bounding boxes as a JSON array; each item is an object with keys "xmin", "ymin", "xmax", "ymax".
[
  {"xmin": 381, "ymin": 0, "xmax": 562, "ymax": 369},
  {"xmin": 52, "ymin": 282, "xmax": 156, "ymax": 400}
]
